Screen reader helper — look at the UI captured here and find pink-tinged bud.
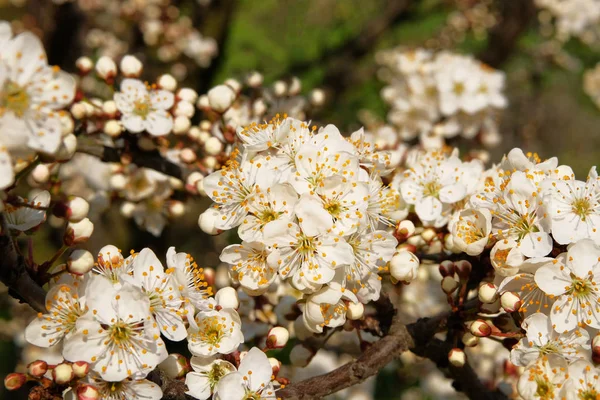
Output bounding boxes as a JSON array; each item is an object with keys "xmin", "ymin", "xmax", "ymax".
[
  {"xmin": 441, "ymin": 276, "xmax": 459, "ymax": 294},
  {"xmin": 4, "ymin": 373, "xmax": 26, "ymax": 390},
  {"xmin": 66, "ymin": 197, "xmax": 90, "ymax": 222},
  {"xmin": 95, "ymin": 56, "xmax": 117, "ymax": 81},
  {"xmin": 67, "ymin": 250, "xmax": 95, "ymax": 275},
  {"xmin": 52, "ymin": 363, "xmax": 74, "ymax": 385},
  {"xmin": 421, "ymin": 228, "xmax": 437, "ymax": 243},
  {"xmin": 120, "ymin": 55, "xmax": 143, "ymax": 78},
  {"xmin": 27, "ymin": 360, "xmax": 48, "ymax": 378},
  {"xmin": 75, "ymin": 57, "xmax": 93, "ymax": 74},
  {"xmin": 203, "ymin": 267, "xmax": 215, "ymax": 287},
  {"xmin": 438, "ymin": 260, "xmax": 455, "ymax": 277},
  {"xmin": 179, "ymin": 148, "xmax": 197, "ymax": 164},
  {"xmin": 461, "ymin": 332, "xmax": 479, "ymax": 347},
  {"xmin": 289, "ymin": 344, "xmax": 315, "ymax": 367},
  {"xmin": 266, "ymin": 327, "xmax": 290, "ymax": 349},
  {"xmin": 448, "ymin": 348, "xmax": 466, "ymax": 367},
  {"xmin": 478, "ymin": 282, "xmax": 498, "ymax": 304},
  {"xmin": 395, "ymin": 220, "xmax": 415, "ymax": 241},
  {"xmin": 269, "ymin": 357, "xmax": 281, "ymax": 376},
  {"xmin": 500, "ymin": 291, "xmax": 522, "ymax": 313},
  {"xmin": 470, "ymin": 319, "xmax": 491, "ymax": 337},
  {"xmin": 64, "ymin": 218, "xmax": 94, "ymax": 245},
  {"xmin": 158, "ymin": 354, "xmax": 190, "ymax": 379},
  {"xmin": 72, "ymin": 361, "xmax": 90, "ymax": 378},
  {"xmin": 593, "ymin": 334, "xmax": 600, "ymax": 363},
  {"xmin": 455, "ymin": 260, "xmax": 472, "ymax": 281},
  {"xmin": 77, "ymin": 384, "xmax": 100, "ymax": 400}
]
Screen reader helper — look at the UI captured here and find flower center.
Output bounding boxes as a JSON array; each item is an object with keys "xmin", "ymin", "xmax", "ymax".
[
  {"xmin": 323, "ymin": 199, "xmax": 343, "ymax": 218},
  {"xmin": 1, "ymin": 81, "xmax": 30, "ymax": 117},
  {"xmin": 453, "ymin": 82, "xmax": 465, "ymax": 95},
  {"xmin": 208, "ymin": 363, "xmax": 229, "ymax": 388},
  {"xmin": 579, "ymin": 390, "xmax": 599, "ymax": 400},
  {"xmin": 572, "ymin": 198, "xmax": 592, "ymax": 220},
  {"xmin": 108, "ymin": 322, "xmax": 132, "ymax": 344},
  {"xmin": 512, "ymin": 212, "xmax": 538, "ymax": 240},
  {"xmin": 258, "ymin": 209, "xmax": 280, "ymax": 224},
  {"xmin": 197, "ymin": 316, "xmax": 225, "ymax": 346},
  {"xmin": 133, "ymin": 99, "xmax": 152, "ymax": 118},
  {"xmin": 422, "ymin": 180, "xmax": 441, "ymax": 198},
  {"xmin": 534, "ymin": 377, "xmax": 554, "ymax": 399},
  {"xmin": 569, "ymin": 274, "xmax": 593, "ymax": 298},
  {"xmin": 538, "ymin": 342, "xmax": 559, "ymax": 355},
  {"xmin": 296, "ymin": 235, "xmax": 317, "ymax": 255},
  {"xmin": 243, "ymin": 392, "xmax": 262, "ymax": 400}
]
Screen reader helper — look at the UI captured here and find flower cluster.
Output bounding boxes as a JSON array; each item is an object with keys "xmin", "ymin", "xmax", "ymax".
[
  {"xmin": 376, "ymin": 48, "xmax": 506, "ymax": 147},
  {"xmin": 535, "ymin": 0, "xmax": 600, "ymax": 41}
]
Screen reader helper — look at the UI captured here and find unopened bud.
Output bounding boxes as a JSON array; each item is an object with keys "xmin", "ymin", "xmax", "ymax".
[
  {"xmin": 77, "ymin": 384, "xmax": 100, "ymax": 400},
  {"xmin": 66, "ymin": 197, "xmax": 90, "ymax": 222},
  {"xmin": 593, "ymin": 334, "xmax": 600, "ymax": 363},
  {"xmin": 64, "ymin": 218, "xmax": 94, "ymax": 245},
  {"xmin": 455, "ymin": 260, "xmax": 472, "ymax": 281},
  {"xmin": 215, "ymin": 287, "xmax": 239, "ymax": 309},
  {"xmin": 395, "ymin": 220, "xmax": 415, "ymax": 240},
  {"xmin": 268, "ymin": 357, "xmax": 281, "ymax": 376},
  {"xmin": 31, "ymin": 164, "xmax": 50, "ymax": 184},
  {"xmin": 174, "ymin": 100, "xmax": 195, "ymax": 118},
  {"xmin": 75, "ymin": 57, "xmax": 93, "ymax": 74},
  {"xmin": 346, "ymin": 302, "xmax": 364, "ymax": 320},
  {"xmin": 389, "ymin": 250, "xmax": 420, "ymax": 283},
  {"xmin": 4, "ymin": 373, "xmax": 26, "ymax": 391},
  {"xmin": 104, "ymin": 120, "xmax": 122, "ymax": 137},
  {"xmin": 309, "ymin": 89, "xmax": 325, "ymax": 106},
  {"xmin": 158, "ymin": 74, "xmax": 177, "ymax": 92},
  {"xmin": 204, "ymin": 137, "xmax": 224, "ymax": 156},
  {"xmin": 224, "ymin": 79, "xmax": 241, "ymax": 93},
  {"xmin": 72, "ymin": 361, "xmax": 90, "ymax": 378},
  {"xmin": 173, "ymin": 115, "xmax": 191, "ymax": 135},
  {"xmin": 470, "ymin": 319, "xmax": 491, "ymax": 337},
  {"xmin": 246, "ymin": 71, "xmax": 263, "ymax": 88},
  {"xmin": 102, "ymin": 100, "xmax": 118, "ymax": 116},
  {"xmin": 421, "ymin": 228, "xmax": 436, "ymax": 242},
  {"xmin": 120, "ymin": 55, "xmax": 143, "ymax": 77},
  {"xmin": 52, "ymin": 363, "xmax": 74, "ymax": 385},
  {"xmin": 198, "ymin": 208, "xmax": 222, "ymax": 235},
  {"xmin": 438, "ymin": 260, "xmax": 455, "ymax": 277},
  {"xmin": 158, "ymin": 354, "xmax": 190, "ymax": 379},
  {"xmin": 461, "ymin": 332, "xmax": 479, "ymax": 347},
  {"xmin": 266, "ymin": 327, "xmax": 290, "ymax": 349},
  {"xmin": 178, "ymin": 88, "xmax": 198, "ymax": 103},
  {"xmin": 448, "ymin": 348, "xmax": 466, "ymax": 367},
  {"xmin": 273, "ymin": 81, "xmax": 287, "ymax": 96},
  {"xmin": 500, "ymin": 291, "xmax": 522, "ymax": 313},
  {"xmin": 478, "ymin": 282, "xmax": 498, "ymax": 304},
  {"xmin": 67, "ymin": 250, "xmax": 95, "ymax": 275},
  {"xmin": 197, "ymin": 95, "xmax": 209, "ymax": 109},
  {"xmin": 441, "ymin": 276, "xmax": 459, "ymax": 294},
  {"xmin": 27, "ymin": 360, "xmax": 48, "ymax": 378},
  {"xmin": 168, "ymin": 201, "xmax": 186, "ymax": 218},
  {"xmin": 207, "ymin": 85, "xmax": 236, "ymax": 113},
  {"xmin": 289, "ymin": 344, "xmax": 314, "ymax": 367},
  {"xmin": 95, "ymin": 56, "xmax": 117, "ymax": 80}
]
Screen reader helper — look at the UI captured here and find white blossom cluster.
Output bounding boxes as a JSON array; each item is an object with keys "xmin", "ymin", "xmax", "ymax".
[
  {"xmin": 199, "ymin": 116, "xmax": 403, "ymax": 332},
  {"xmin": 23, "ymin": 245, "xmax": 279, "ymax": 400},
  {"xmin": 584, "ymin": 62, "xmax": 600, "ymax": 110},
  {"xmin": 376, "ymin": 48, "xmax": 506, "ymax": 147},
  {"xmin": 536, "ymin": 0, "xmax": 600, "ymax": 41}
]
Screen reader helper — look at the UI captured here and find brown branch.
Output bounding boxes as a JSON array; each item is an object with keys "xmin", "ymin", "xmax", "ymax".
[{"xmin": 478, "ymin": 0, "xmax": 537, "ymax": 68}]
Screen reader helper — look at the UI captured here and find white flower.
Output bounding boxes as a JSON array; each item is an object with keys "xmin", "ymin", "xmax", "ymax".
[
  {"xmin": 214, "ymin": 347, "xmax": 277, "ymax": 400},
  {"xmin": 563, "ymin": 360, "xmax": 600, "ymax": 400},
  {"xmin": 511, "ymin": 312, "xmax": 590, "ymax": 367},
  {"xmin": 535, "ymin": 239, "xmax": 600, "ymax": 331},
  {"xmin": 63, "ymin": 278, "xmax": 167, "ymax": 381},
  {"xmin": 545, "ymin": 167, "xmax": 600, "ymax": 245},
  {"xmin": 517, "ymin": 355, "xmax": 567, "ymax": 400},
  {"xmin": 4, "ymin": 190, "xmax": 50, "ymax": 232},
  {"xmin": 185, "ymin": 356, "xmax": 236, "ymax": 400},
  {"xmin": 187, "ymin": 307, "xmax": 244, "ymax": 357},
  {"xmin": 263, "ymin": 220, "xmax": 354, "ymax": 293},
  {"xmin": 93, "ymin": 244, "xmax": 134, "ymax": 284},
  {"xmin": 126, "ymin": 248, "xmax": 186, "ymax": 341},
  {"xmin": 450, "ymin": 208, "xmax": 492, "ymax": 256},
  {"xmin": 166, "ymin": 247, "xmax": 211, "ymax": 312},
  {"xmin": 365, "ymin": 175, "xmax": 405, "ymax": 230},
  {"xmin": 83, "ymin": 372, "xmax": 162, "ymax": 400},
  {"xmin": 25, "ymin": 276, "xmax": 87, "ymax": 348},
  {"xmin": 302, "ymin": 282, "xmax": 358, "ymax": 333},
  {"xmin": 114, "ymin": 79, "xmax": 174, "ymax": 136},
  {"xmin": 220, "ymin": 241, "xmax": 276, "ymax": 295},
  {"xmin": 0, "ymin": 29, "xmax": 75, "ymax": 155}
]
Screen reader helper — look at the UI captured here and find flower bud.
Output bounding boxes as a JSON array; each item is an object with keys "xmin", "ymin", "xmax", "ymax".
[
  {"xmin": 246, "ymin": 71, "xmax": 263, "ymax": 88},
  {"xmin": 173, "ymin": 115, "xmax": 191, "ymax": 135},
  {"xmin": 120, "ymin": 55, "xmax": 143, "ymax": 77},
  {"xmin": 455, "ymin": 260, "xmax": 472, "ymax": 281},
  {"xmin": 75, "ymin": 57, "xmax": 93, "ymax": 74},
  {"xmin": 310, "ymin": 89, "xmax": 325, "ymax": 106},
  {"xmin": 31, "ymin": 164, "xmax": 50, "ymax": 184},
  {"xmin": 289, "ymin": 344, "xmax": 314, "ymax": 367},
  {"xmin": 77, "ymin": 384, "xmax": 100, "ymax": 400},
  {"xmin": 438, "ymin": 260, "xmax": 455, "ymax": 277},
  {"xmin": 120, "ymin": 202, "xmax": 135, "ymax": 218},
  {"xmin": 389, "ymin": 250, "xmax": 420, "ymax": 283},
  {"xmin": 461, "ymin": 332, "xmax": 479, "ymax": 347},
  {"xmin": 72, "ymin": 361, "xmax": 90, "ymax": 378},
  {"xmin": 95, "ymin": 56, "xmax": 117, "ymax": 80},
  {"xmin": 64, "ymin": 218, "xmax": 94, "ymax": 245},
  {"xmin": 500, "ymin": 291, "xmax": 522, "ymax": 313},
  {"xmin": 104, "ymin": 120, "xmax": 122, "ymax": 137},
  {"xmin": 102, "ymin": 100, "xmax": 118, "ymax": 116},
  {"xmin": 198, "ymin": 208, "xmax": 222, "ymax": 235},
  {"xmin": 66, "ymin": 197, "xmax": 90, "ymax": 222},
  {"xmin": 273, "ymin": 81, "xmax": 287, "ymax": 96},
  {"xmin": 478, "ymin": 282, "xmax": 498, "ymax": 304},
  {"xmin": 109, "ymin": 174, "xmax": 127, "ymax": 190},
  {"xmin": 158, "ymin": 74, "xmax": 177, "ymax": 91},
  {"xmin": 592, "ymin": 334, "xmax": 600, "ymax": 363},
  {"xmin": 346, "ymin": 302, "xmax": 364, "ymax": 320},
  {"xmin": 178, "ymin": 88, "xmax": 198, "ymax": 103},
  {"xmin": 70, "ymin": 103, "xmax": 87, "ymax": 120},
  {"xmin": 27, "ymin": 360, "xmax": 48, "ymax": 378},
  {"xmin": 67, "ymin": 250, "xmax": 95, "ymax": 275},
  {"xmin": 253, "ymin": 99, "xmax": 267, "ymax": 116},
  {"xmin": 158, "ymin": 354, "xmax": 190, "ymax": 379},
  {"xmin": 215, "ymin": 287, "xmax": 239, "ymax": 309},
  {"xmin": 207, "ymin": 85, "xmax": 236, "ymax": 113},
  {"xmin": 187, "ymin": 172, "xmax": 204, "ymax": 188},
  {"xmin": 197, "ymin": 95, "xmax": 209, "ymax": 109},
  {"xmin": 225, "ymin": 79, "xmax": 241, "ymax": 93},
  {"xmin": 421, "ymin": 228, "xmax": 436, "ymax": 242},
  {"xmin": 268, "ymin": 357, "xmax": 281, "ymax": 376},
  {"xmin": 174, "ymin": 100, "xmax": 195, "ymax": 118},
  {"xmin": 204, "ymin": 137, "xmax": 224, "ymax": 156},
  {"xmin": 167, "ymin": 201, "xmax": 186, "ymax": 218},
  {"xmin": 448, "ymin": 348, "xmax": 466, "ymax": 367},
  {"xmin": 266, "ymin": 327, "xmax": 290, "ymax": 349},
  {"xmin": 395, "ymin": 220, "xmax": 415, "ymax": 241},
  {"xmin": 204, "ymin": 156, "xmax": 218, "ymax": 170},
  {"xmin": 52, "ymin": 363, "xmax": 74, "ymax": 385},
  {"xmin": 288, "ymin": 77, "xmax": 301, "ymax": 96},
  {"xmin": 441, "ymin": 276, "xmax": 459, "ymax": 294},
  {"xmin": 470, "ymin": 319, "xmax": 491, "ymax": 337},
  {"xmin": 4, "ymin": 373, "xmax": 26, "ymax": 391}
]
